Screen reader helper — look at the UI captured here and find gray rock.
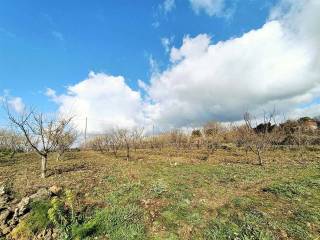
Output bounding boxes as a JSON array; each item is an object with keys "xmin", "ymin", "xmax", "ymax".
[
  {"xmin": 37, "ymin": 229, "xmax": 46, "ymax": 239},
  {"xmin": 7, "ymin": 215, "xmax": 19, "ymax": 227},
  {"xmin": 52, "ymin": 228, "xmax": 59, "ymax": 239},
  {"xmin": 1, "ymin": 225, "xmax": 12, "ymax": 235},
  {"xmin": 0, "ymin": 223, "xmax": 8, "ymax": 231},
  {"xmin": 44, "ymin": 228, "xmax": 53, "ymax": 240},
  {"xmin": 0, "ymin": 187, "xmax": 54, "ymax": 237},
  {"xmin": 0, "ymin": 209, "xmax": 11, "ymax": 223},
  {"xmin": 0, "ymin": 186, "xmax": 13, "ymax": 211},
  {"xmin": 49, "ymin": 185, "xmax": 62, "ymax": 195},
  {"xmin": 0, "ymin": 185, "xmax": 6, "ymax": 196},
  {"xmin": 0, "ymin": 195, "xmax": 10, "ymax": 208},
  {"xmin": 14, "ymin": 197, "xmax": 30, "ymax": 217},
  {"xmin": 37, "ymin": 228, "xmax": 54, "ymax": 240},
  {"xmin": 29, "ymin": 188, "xmax": 51, "ymax": 201}
]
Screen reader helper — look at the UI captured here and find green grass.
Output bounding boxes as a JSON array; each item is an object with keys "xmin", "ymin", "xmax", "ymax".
[
  {"xmin": 262, "ymin": 176, "xmax": 320, "ymax": 199},
  {"xmin": 28, "ymin": 201, "xmax": 52, "ymax": 232},
  {"xmin": 87, "ymin": 160, "xmax": 320, "ymax": 239},
  {"xmin": 72, "ymin": 204, "xmax": 146, "ymax": 240},
  {"xmin": 10, "ymin": 200, "xmax": 52, "ymax": 239},
  {"xmin": 3, "ymin": 150, "xmax": 320, "ymax": 239}
]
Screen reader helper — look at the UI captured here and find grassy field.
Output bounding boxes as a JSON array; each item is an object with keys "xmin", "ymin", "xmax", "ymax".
[{"xmin": 0, "ymin": 147, "xmax": 320, "ymax": 239}]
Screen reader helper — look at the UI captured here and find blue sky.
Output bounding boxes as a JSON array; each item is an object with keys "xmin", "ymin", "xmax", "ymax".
[
  {"xmin": 0, "ymin": 0, "xmax": 319, "ymax": 131},
  {"xmin": 0, "ymin": 0, "xmax": 274, "ymax": 108}
]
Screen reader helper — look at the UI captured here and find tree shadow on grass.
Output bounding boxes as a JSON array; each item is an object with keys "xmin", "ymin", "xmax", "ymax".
[
  {"xmin": 0, "ymin": 157, "xmax": 18, "ymax": 167},
  {"xmin": 47, "ymin": 164, "xmax": 89, "ymax": 177}
]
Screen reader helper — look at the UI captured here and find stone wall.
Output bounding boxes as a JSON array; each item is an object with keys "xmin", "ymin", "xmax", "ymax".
[{"xmin": 0, "ymin": 185, "xmax": 59, "ymax": 239}]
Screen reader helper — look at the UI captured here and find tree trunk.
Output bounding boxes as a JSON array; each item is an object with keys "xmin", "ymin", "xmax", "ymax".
[
  {"xmin": 56, "ymin": 152, "xmax": 62, "ymax": 161},
  {"xmin": 126, "ymin": 143, "xmax": 130, "ymax": 161},
  {"xmin": 257, "ymin": 151, "xmax": 263, "ymax": 165},
  {"xmin": 41, "ymin": 155, "xmax": 47, "ymax": 178},
  {"xmin": 112, "ymin": 146, "xmax": 117, "ymax": 158},
  {"xmin": 245, "ymin": 147, "xmax": 248, "ymax": 161}
]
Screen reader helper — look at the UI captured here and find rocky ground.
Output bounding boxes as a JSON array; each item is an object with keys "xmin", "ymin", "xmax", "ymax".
[{"xmin": 0, "ymin": 185, "xmax": 61, "ymax": 239}]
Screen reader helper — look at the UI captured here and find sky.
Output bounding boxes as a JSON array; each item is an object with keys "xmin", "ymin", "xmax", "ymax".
[{"xmin": 0, "ymin": 0, "xmax": 320, "ymax": 133}]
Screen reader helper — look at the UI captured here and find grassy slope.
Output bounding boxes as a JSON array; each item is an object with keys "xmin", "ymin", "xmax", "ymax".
[{"xmin": 0, "ymin": 148, "xmax": 319, "ymax": 239}]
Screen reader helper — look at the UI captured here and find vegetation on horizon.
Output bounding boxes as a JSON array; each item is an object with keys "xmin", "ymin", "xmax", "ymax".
[{"xmin": 1, "ymin": 107, "xmax": 320, "ymax": 239}]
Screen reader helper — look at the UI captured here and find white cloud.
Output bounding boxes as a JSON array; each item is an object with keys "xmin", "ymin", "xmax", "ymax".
[
  {"xmin": 8, "ymin": 97, "xmax": 25, "ymax": 114},
  {"xmin": 170, "ymin": 34, "xmax": 210, "ymax": 62},
  {"xmin": 159, "ymin": 0, "xmax": 232, "ymax": 18},
  {"xmin": 153, "ymin": 0, "xmax": 175, "ymax": 28},
  {"xmin": 137, "ymin": 79, "xmax": 149, "ymax": 92},
  {"xmin": 161, "ymin": 37, "xmax": 174, "ymax": 53},
  {"xmin": 148, "ymin": 55, "xmax": 160, "ymax": 78},
  {"xmin": 145, "ymin": 0, "xmax": 320, "ymax": 128},
  {"xmin": 189, "ymin": 0, "xmax": 226, "ymax": 16},
  {"xmin": 0, "ymin": 92, "xmax": 25, "ymax": 114},
  {"xmin": 45, "ymin": 88, "xmax": 57, "ymax": 99},
  {"xmin": 163, "ymin": 0, "xmax": 175, "ymax": 14},
  {"xmin": 49, "ymin": 0, "xmax": 320, "ymax": 132},
  {"xmin": 48, "ymin": 72, "xmax": 149, "ymax": 133}
]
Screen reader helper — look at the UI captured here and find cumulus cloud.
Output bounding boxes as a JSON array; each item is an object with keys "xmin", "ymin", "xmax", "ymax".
[
  {"xmin": 8, "ymin": 97, "xmax": 25, "ymax": 114},
  {"xmin": 145, "ymin": 0, "xmax": 320, "ymax": 128},
  {"xmin": 189, "ymin": 0, "xmax": 226, "ymax": 17},
  {"xmin": 170, "ymin": 34, "xmax": 210, "ymax": 62},
  {"xmin": 49, "ymin": 0, "xmax": 320, "ymax": 132},
  {"xmin": 0, "ymin": 91, "xmax": 25, "ymax": 114},
  {"xmin": 47, "ymin": 72, "xmax": 149, "ymax": 133}
]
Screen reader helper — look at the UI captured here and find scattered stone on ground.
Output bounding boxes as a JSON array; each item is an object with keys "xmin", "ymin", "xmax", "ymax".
[
  {"xmin": 49, "ymin": 185, "xmax": 63, "ymax": 195},
  {"xmin": 0, "ymin": 183, "xmax": 56, "ymax": 239}
]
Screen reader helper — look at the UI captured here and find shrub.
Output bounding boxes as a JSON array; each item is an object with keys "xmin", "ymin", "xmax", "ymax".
[{"xmin": 47, "ymin": 189, "xmax": 84, "ymax": 239}]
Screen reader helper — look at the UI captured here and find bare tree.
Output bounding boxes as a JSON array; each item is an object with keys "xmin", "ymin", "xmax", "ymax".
[
  {"xmin": 203, "ymin": 121, "xmax": 224, "ymax": 154},
  {"xmin": 56, "ymin": 129, "xmax": 77, "ymax": 161},
  {"xmin": 170, "ymin": 129, "xmax": 185, "ymax": 150},
  {"xmin": 109, "ymin": 129, "xmax": 122, "ymax": 158},
  {"xmin": 131, "ymin": 127, "xmax": 144, "ymax": 151},
  {"xmin": 0, "ymin": 129, "xmax": 26, "ymax": 158},
  {"xmin": 117, "ymin": 128, "xmax": 132, "ymax": 161},
  {"xmin": 191, "ymin": 129, "xmax": 202, "ymax": 149},
  {"xmin": 147, "ymin": 133, "xmax": 169, "ymax": 151},
  {"xmin": 239, "ymin": 111, "xmax": 277, "ymax": 165},
  {"xmin": 7, "ymin": 107, "xmax": 73, "ymax": 178},
  {"xmin": 87, "ymin": 135, "xmax": 109, "ymax": 154}
]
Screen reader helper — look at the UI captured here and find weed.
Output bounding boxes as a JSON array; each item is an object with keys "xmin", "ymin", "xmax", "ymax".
[
  {"xmin": 106, "ymin": 182, "xmax": 143, "ymax": 205},
  {"xmin": 204, "ymin": 216, "xmax": 274, "ymax": 240},
  {"xmin": 103, "ymin": 175, "xmax": 117, "ymax": 183},
  {"xmin": 262, "ymin": 182, "xmax": 307, "ymax": 198},
  {"xmin": 73, "ymin": 204, "xmax": 146, "ymax": 240},
  {"xmin": 150, "ymin": 179, "xmax": 168, "ymax": 197},
  {"xmin": 10, "ymin": 200, "xmax": 52, "ymax": 239}
]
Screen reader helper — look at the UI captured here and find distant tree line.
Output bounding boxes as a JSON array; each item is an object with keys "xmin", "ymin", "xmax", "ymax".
[
  {"xmin": 2, "ymin": 100, "xmax": 320, "ymax": 178},
  {"xmin": 85, "ymin": 113, "xmax": 320, "ymax": 165}
]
